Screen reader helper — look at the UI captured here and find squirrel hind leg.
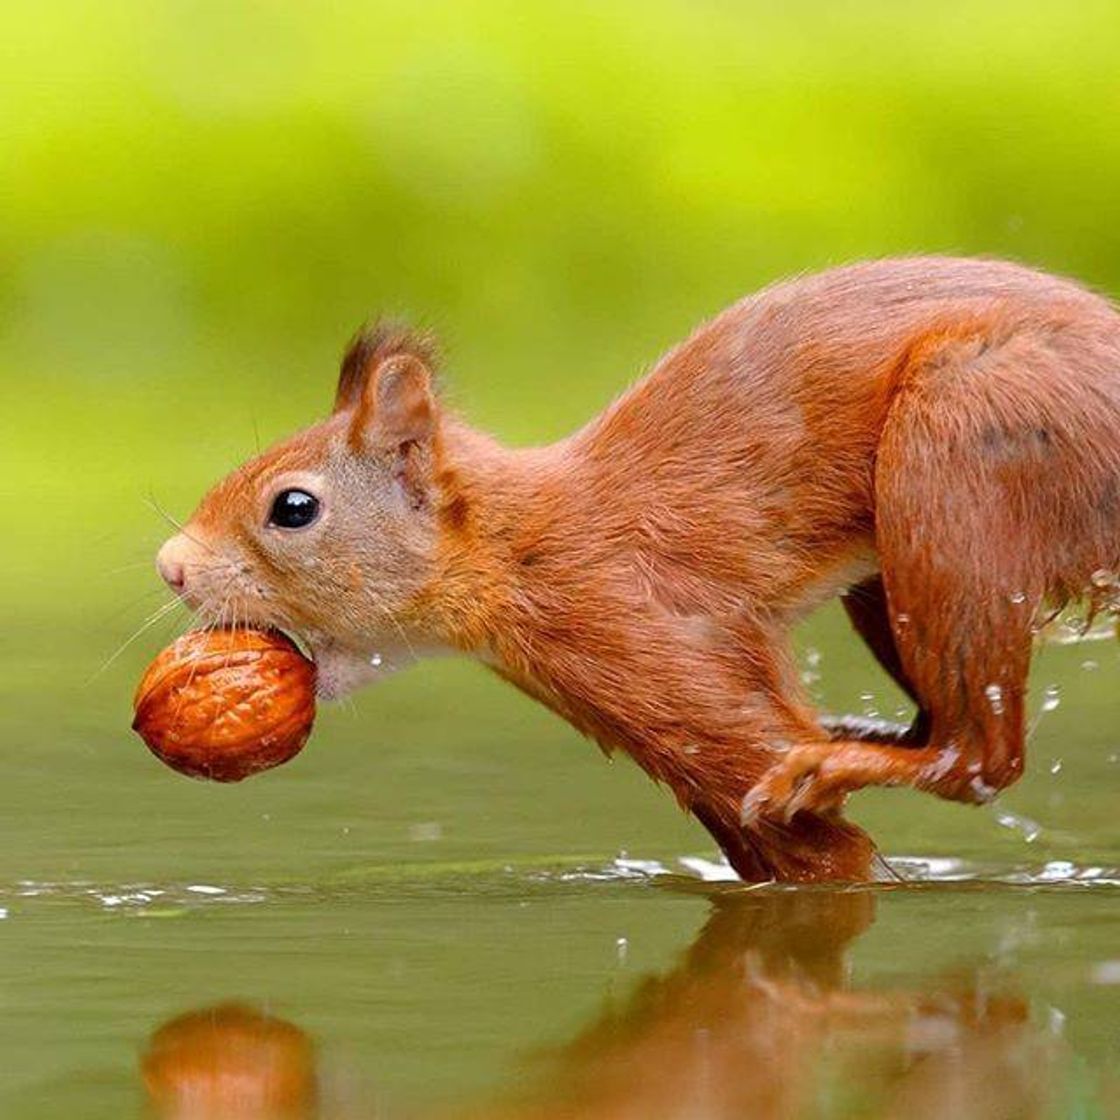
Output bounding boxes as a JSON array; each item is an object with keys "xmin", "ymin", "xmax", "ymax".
[
  {"xmin": 695, "ymin": 801, "xmax": 877, "ymax": 884},
  {"xmin": 878, "ymin": 321, "xmax": 1120, "ymax": 744},
  {"xmin": 748, "ymin": 343, "xmax": 1092, "ymax": 823},
  {"xmin": 830, "ymin": 576, "xmax": 931, "ymax": 747},
  {"xmin": 865, "ymin": 346, "xmax": 1064, "ymax": 803}
]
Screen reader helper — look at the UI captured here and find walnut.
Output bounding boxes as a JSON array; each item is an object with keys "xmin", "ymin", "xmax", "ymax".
[{"xmin": 133, "ymin": 628, "xmax": 316, "ymax": 782}]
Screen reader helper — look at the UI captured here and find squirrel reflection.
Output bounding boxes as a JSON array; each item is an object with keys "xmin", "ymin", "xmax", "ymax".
[{"xmin": 141, "ymin": 892, "xmax": 1062, "ymax": 1120}]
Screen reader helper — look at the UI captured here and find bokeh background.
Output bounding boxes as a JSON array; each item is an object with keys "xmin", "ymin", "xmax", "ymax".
[{"xmin": 3, "ymin": 3, "xmax": 1120, "ymax": 1116}]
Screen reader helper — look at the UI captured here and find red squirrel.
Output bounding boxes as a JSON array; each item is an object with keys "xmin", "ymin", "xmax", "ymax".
[{"xmin": 154, "ymin": 256, "xmax": 1120, "ymax": 883}]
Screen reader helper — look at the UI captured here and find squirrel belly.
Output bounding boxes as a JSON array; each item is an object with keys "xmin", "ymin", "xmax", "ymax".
[
  {"xmin": 158, "ymin": 256, "xmax": 1120, "ymax": 883},
  {"xmin": 418, "ymin": 418, "xmax": 885, "ymax": 881}
]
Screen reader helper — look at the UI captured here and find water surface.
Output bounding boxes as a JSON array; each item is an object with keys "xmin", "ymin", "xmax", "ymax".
[{"xmin": 0, "ymin": 610, "xmax": 1117, "ymax": 1116}]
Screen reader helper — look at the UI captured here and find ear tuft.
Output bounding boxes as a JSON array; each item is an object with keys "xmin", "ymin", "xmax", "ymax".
[{"xmin": 334, "ymin": 319, "xmax": 440, "ymax": 413}]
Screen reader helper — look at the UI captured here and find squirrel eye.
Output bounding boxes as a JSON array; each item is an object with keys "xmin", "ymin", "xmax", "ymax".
[{"xmin": 268, "ymin": 489, "xmax": 320, "ymax": 530}]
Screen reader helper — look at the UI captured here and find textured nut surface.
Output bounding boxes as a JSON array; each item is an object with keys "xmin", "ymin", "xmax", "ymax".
[{"xmin": 132, "ymin": 628, "xmax": 316, "ymax": 782}]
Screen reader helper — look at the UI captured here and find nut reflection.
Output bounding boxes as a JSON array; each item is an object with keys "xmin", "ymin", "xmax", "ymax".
[
  {"xmin": 141, "ymin": 1002, "xmax": 317, "ymax": 1120},
  {"xmin": 141, "ymin": 893, "xmax": 1068, "ymax": 1120}
]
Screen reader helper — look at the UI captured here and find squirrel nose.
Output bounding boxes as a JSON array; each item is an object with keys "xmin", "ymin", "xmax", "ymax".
[{"xmin": 156, "ymin": 535, "xmax": 189, "ymax": 594}]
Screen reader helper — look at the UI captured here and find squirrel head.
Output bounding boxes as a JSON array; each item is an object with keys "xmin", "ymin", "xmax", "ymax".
[{"xmin": 155, "ymin": 322, "xmax": 449, "ymax": 697}]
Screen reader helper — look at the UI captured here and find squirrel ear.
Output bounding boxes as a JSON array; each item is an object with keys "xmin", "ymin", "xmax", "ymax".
[
  {"xmin": 348, "ymin": 354, "xmax": 436, "ymax": 451},
  {"xmin": 335, "ymin": 321, "xmax": 440, "ymax": 451}
]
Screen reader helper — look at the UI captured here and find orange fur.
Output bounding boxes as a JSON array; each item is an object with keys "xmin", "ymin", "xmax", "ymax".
[{"xmin": 157, "ymin": 257, "xmax": 1120, "ymax": 882}]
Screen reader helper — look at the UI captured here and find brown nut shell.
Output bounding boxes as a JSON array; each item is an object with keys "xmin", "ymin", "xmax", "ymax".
[{"xmin": 132, "ymin": 627, "xmax": 316, "ymax": 782}]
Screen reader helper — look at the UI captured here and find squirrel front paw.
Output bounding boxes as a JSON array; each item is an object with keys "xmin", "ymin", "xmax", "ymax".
[
  {"xmin": 743, "ymin": 739, "xmax": 963, "ymax": 825},
  {"xmin": 741, "ymin": 743, "xmax": 850, "ymax": 825}
]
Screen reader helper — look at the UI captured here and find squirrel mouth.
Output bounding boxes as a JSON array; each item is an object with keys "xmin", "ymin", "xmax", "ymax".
[
  {"xmin": 284, "ymin": 630, "xmax": 317, "ymax": 664},
  {"xmin": 203, "ymin": 618, "xmax": 318, "ymax": 663}
]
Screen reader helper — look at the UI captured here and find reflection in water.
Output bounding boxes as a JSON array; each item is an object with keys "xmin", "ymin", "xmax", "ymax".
[
  {"xmin": 141, "ymin": 891, "xmax": 1073, "ymax": 1120},
  {"xmin": 142, "ymin": 1003, "xmax": 317, "ymax": 1119}
]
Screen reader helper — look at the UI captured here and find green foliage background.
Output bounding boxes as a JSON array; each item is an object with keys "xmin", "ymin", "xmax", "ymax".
[{"xmin": 6, "ymin": 1, "xmax": 1120, "ymax": 636}]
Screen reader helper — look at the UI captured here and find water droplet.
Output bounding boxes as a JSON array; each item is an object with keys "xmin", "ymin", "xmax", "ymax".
[
  {"xmin": 1090, "ymin": 568, "xmax": 1117, "ymax": 589},
  {"xmin": 895, "ymin": 612, "xmax": 911, "ymax": 626},
  {"xmin": 1081, "ymin": 659, "xmax": 1099, "ymax": 671},
  {"xmin": 970, "ymin": 775, "xmax": 998, "ymax": 802},
  {"xmin": 369, "ymin": 653, "xmax": 383, "ymax": 668},
  {"xmin": 1009, "ymin": 591, "xmax": 1027, "ymax": 605},
  {"xmin": 985, "ymin": 683, "xmax": 1004, "ymax": 715},
  {"xmin": 1041, "ymin": 684, "xmax": 1061, "ymax": 713},
  {"xmin": 615, "ymin": 936, "xmax": 629, "ymax": 965},
  {"xmin": 805, "ymin": 648, "xmax": 821, "ymax": 668},
  {"xmin": 1091, "ymin": 960, "xmax": 1120, "ymax": 985},
  {"xmin": 1049, "ymin": 759, "xmax": 1063, "ymax": 775},
  {"xmin": 859, "ymin": 691, "xmax": 878, "ymax": 717},
  {"xmin": 992, "ymin": 808, "xmax": 1042, "ymax": 842}
]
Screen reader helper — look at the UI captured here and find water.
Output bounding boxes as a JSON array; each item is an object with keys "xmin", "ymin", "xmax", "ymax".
[
  {"xmin": 0, "ymin": 609, "xmax": 1117, "ymax": 1116},
  {"xmin": 1, "ymin": 863, "xmax": 1117, "ymax": 1117}
]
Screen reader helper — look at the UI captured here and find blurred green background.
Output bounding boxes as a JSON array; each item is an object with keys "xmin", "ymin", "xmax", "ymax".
[
  {"xmin": 8, "ymin": 0, "xmax": 1120, "ymax": 631},
  {"xmin": 2, "ymin": 3, "xmax": 1120, "ymax": 1116}
]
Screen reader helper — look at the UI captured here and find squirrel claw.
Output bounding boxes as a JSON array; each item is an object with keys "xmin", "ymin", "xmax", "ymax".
[{"xmin": 742, "ymin": 744, "xmax": 849, "ymax": 825}]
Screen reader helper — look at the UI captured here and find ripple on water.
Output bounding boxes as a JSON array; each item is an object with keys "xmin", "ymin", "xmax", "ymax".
[
  {"xmin": 548, "ymin": 853, "xmax": 1120, "ymax": 890},
  {"xmin": 0, "ymin": 852, "xmax": 1116, "ymax": 916},
  {"xmin": 0, "ymin": 880, "xmax": 273, "ymax": 914}
]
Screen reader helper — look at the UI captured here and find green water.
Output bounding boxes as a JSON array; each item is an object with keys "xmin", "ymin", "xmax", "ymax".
[{"xmin": 1, "ymin": 610, "xmax": 1116, "ymax": 1117}]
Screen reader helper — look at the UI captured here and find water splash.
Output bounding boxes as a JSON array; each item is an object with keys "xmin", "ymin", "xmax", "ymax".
[
  {"xmin": 991, "ymin": 807, "xmax": 1042, "ymax": 843},
  {"xmin": 1041, "ymin": 618, "xmax": 1116, "ymax": 645},
  {"xmin": 677, "ymin": 855, "xmax": 739, "ymax": 882},
  {"xmin": 1, "ymin": 880, "xmax": 270, "ymax": 914},
  {"xmin": 554, "ymin": 852, "xmax": 1120, "ymax": 889},
  {"xmin": 883, "ymin": 856, "xmax": 1120, "ymax": 887},
  {"xmin": 800, "ymin": 647, "xmax": 822, "ymax": 688}
]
